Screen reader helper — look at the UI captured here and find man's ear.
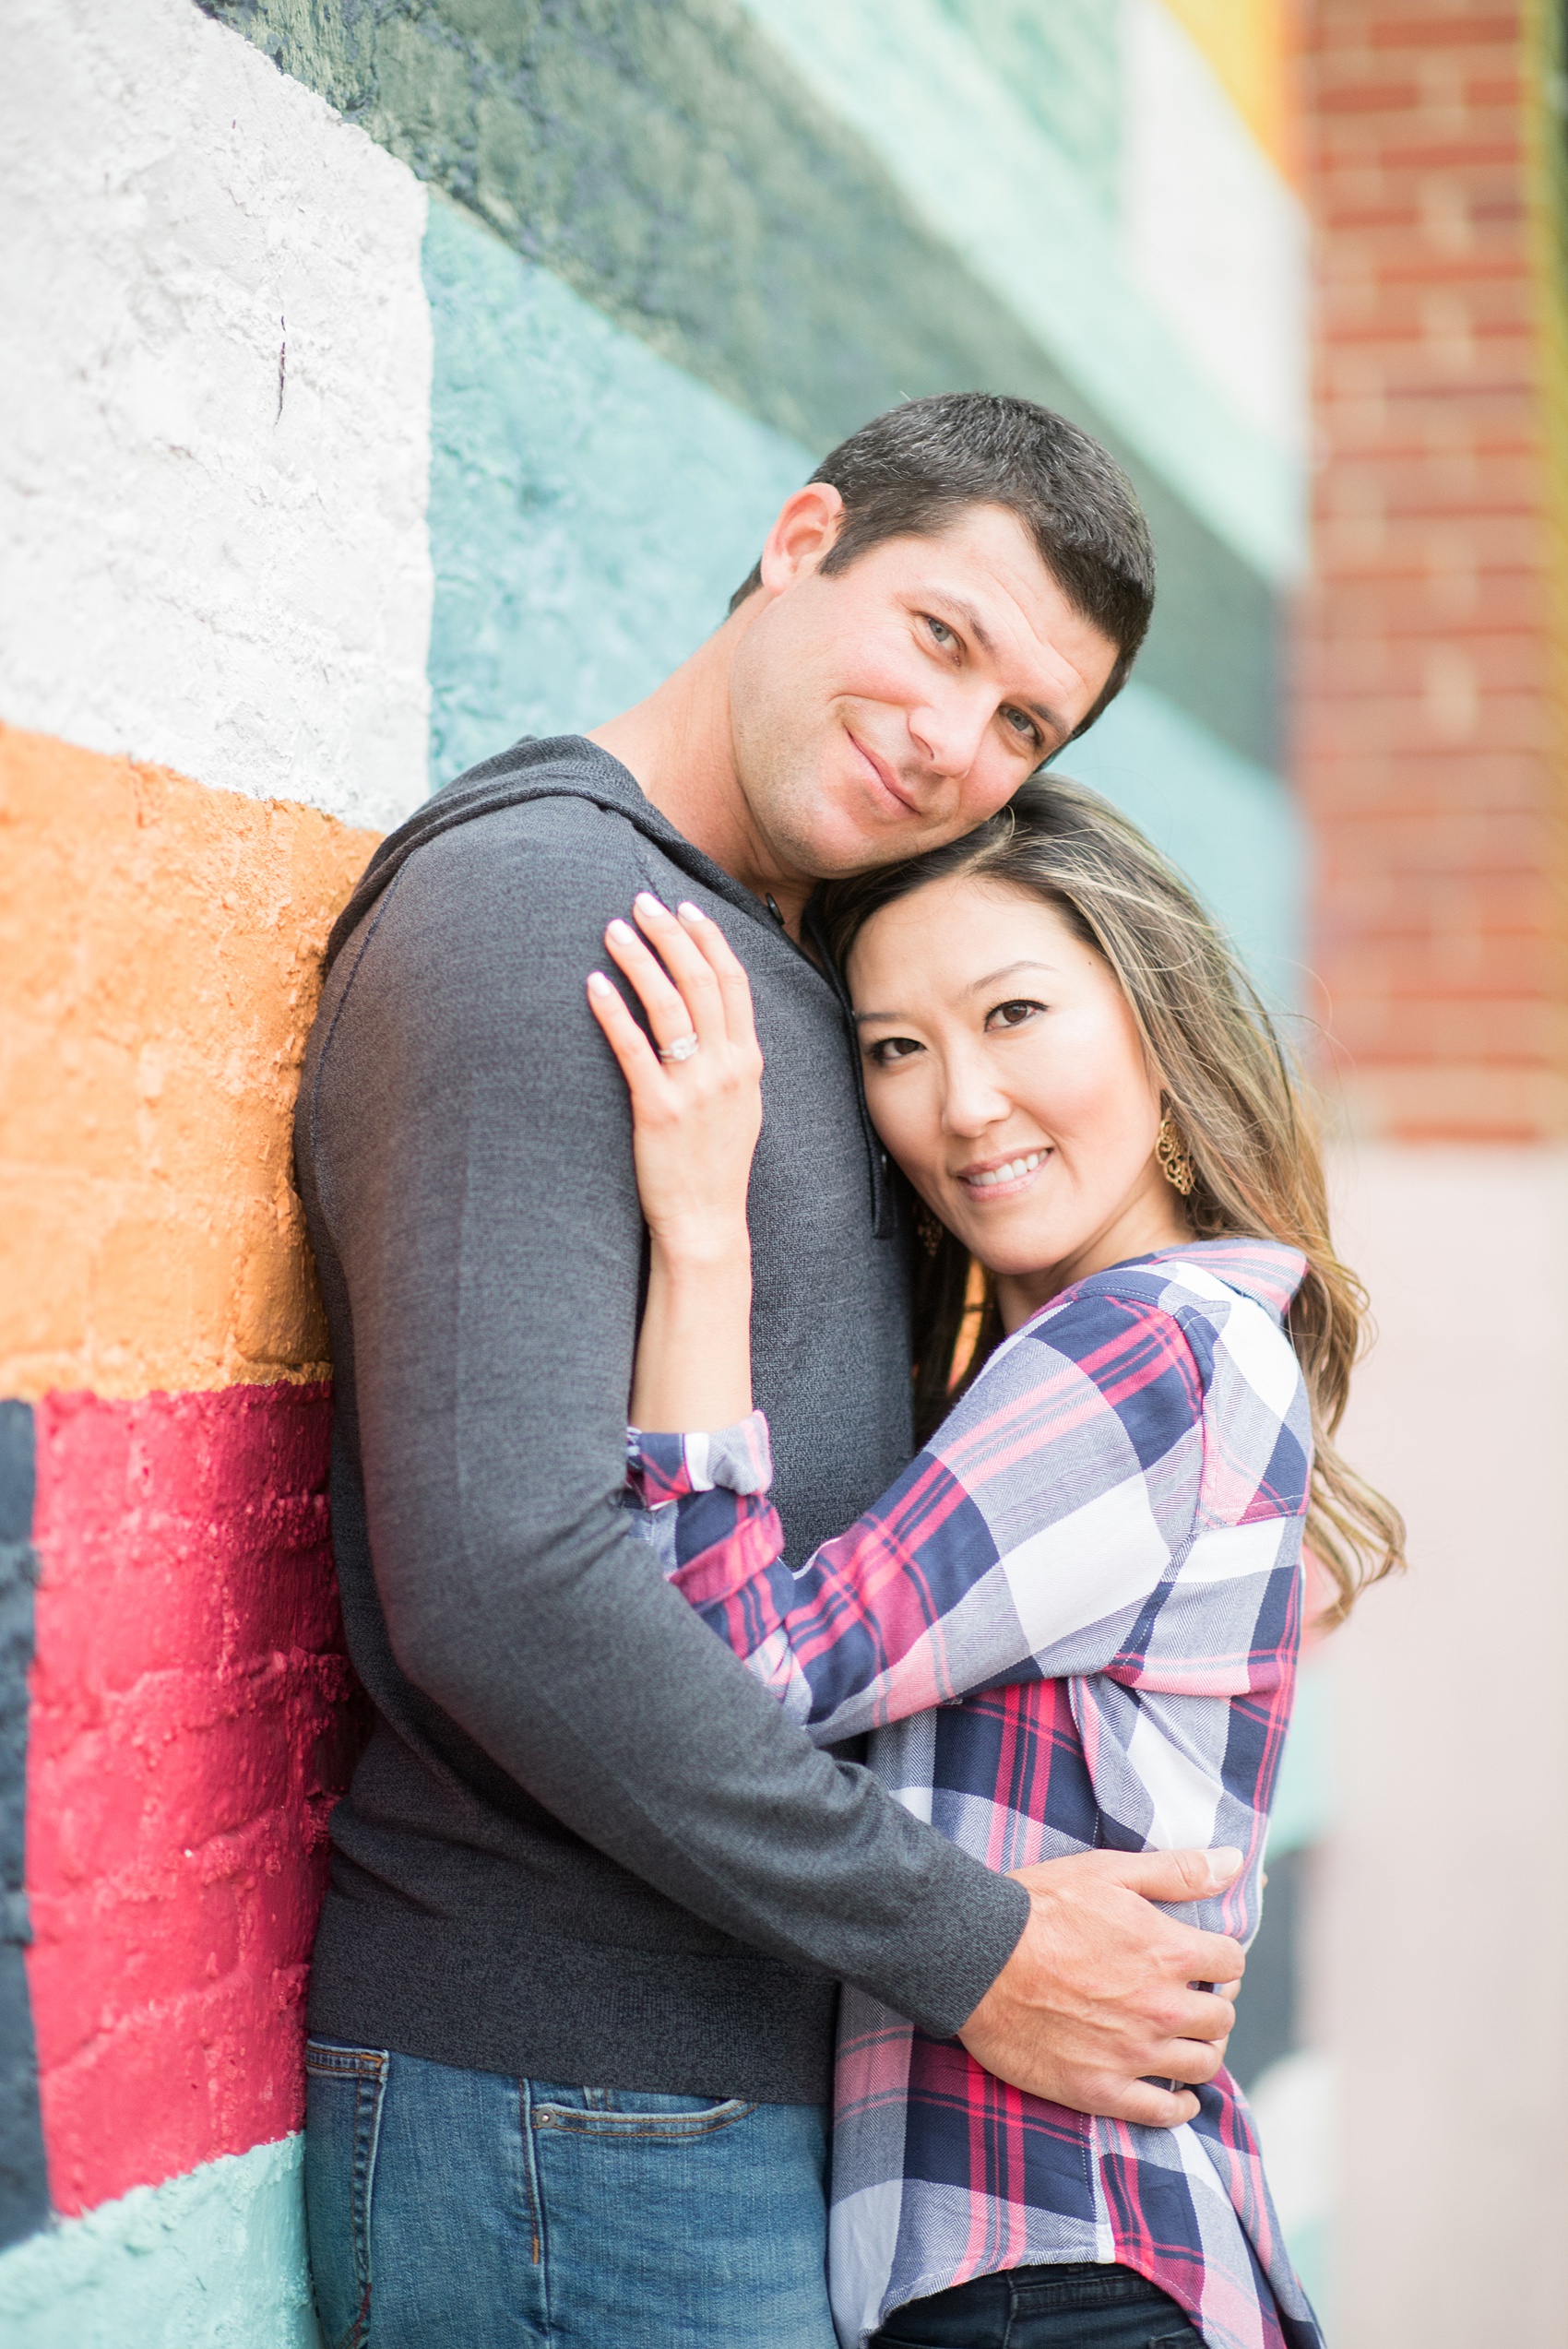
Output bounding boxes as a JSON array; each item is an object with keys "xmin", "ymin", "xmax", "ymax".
[{"xmin": 757, "ymin": 483, "xmax": 846, "ymax": 597}]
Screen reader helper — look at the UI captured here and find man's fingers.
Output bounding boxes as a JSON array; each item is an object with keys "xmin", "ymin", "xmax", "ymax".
[
  {"xmin": 1079, "ymin": 1845, "xmax": 1244, "ymax": 1905},
  {"xmin": 1161, "ymin": 1986, "xmax": 1238, "ymax": 2050},
  {"xmin": 1104, "ymin": 2082, "xmax": 1202, "ymax": 2130}
]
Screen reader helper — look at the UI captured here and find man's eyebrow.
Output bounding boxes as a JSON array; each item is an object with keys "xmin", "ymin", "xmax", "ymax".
[
  {"xmin": 853, "ymin": 960, "xmax": 1059, "ymax": 1023},
  {"xmin": 932, "ymin": 596, "xmax": 1070, "ymax": 740}
]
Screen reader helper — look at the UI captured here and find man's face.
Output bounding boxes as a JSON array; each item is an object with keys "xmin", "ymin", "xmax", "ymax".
[{"xmin": 726, "ymin": 498, "xmax": 1121, "ymax": 883}]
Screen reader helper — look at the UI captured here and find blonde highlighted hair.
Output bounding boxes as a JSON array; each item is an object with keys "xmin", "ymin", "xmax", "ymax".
[{"xmin": 819, "ymin": 772, "xmax": 1405, "ymax": 1627}]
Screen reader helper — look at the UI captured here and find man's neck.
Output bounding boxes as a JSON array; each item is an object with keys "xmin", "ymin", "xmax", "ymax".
[{"xmin": 587, "ymin": 611, "xmax": 813, "ymax": 939}]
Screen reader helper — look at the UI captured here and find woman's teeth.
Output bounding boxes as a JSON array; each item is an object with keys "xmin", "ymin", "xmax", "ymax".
[{"xmin": 965, "ymin": 1150, "xmax": 1046, "ymax": 1190}]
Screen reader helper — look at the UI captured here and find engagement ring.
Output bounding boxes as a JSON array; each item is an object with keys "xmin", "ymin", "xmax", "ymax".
[{"xmin": 659, "ymin": 1032, "xmax": 700, "ymax": 1063}]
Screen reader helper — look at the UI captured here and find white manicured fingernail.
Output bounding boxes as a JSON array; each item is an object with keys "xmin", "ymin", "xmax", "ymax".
[
  {"xmin": 677, "ymin": 901, "xmax": 707, "ymax": 923},
  {"xmin": 635, "ymin": 892, "xmax": 668, "ymax": 918},
  {"xmin": 587, "ymin": 971, "xmax": 613, "ymax": 996},
  {"xmin": 607, "ymin": 919, "xmax": 636, "ymax": 943}
]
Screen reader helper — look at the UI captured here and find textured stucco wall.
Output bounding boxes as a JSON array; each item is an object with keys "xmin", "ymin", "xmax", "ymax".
[
  {"xmin": 0, "ymin": 0, "xmax": 433, "ymax": 832},
  {"xmin": 0, "ymin": 729, "xmax": 376, "ymax": 1403}
]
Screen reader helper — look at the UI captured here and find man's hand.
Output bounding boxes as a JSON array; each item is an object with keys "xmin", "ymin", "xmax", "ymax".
[{"xmin": 956, "ymin": 1847, "xmax": 1246, "ymax": 2127}]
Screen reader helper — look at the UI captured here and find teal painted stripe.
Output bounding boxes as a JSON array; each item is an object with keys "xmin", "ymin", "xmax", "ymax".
[
  {"xmin": 1060, "ymin": 682, "xmax": 1308, "ymax": 1010},
  {"xmin": 424, "ymin": 196, "xmax": 810, "ymax": 788},
  {"xmin": 932, "ymin": 0, "xmax": 1122, "ymax": 224},
  {"xmin": 200, "ymin": 0, "xmax": 1281, "ymax": 771},
  {"xmin": 0, "ymin": 2136, "xmax": 318, "ymax": 2348},
  {"xmin": 736, "ymin": 0, "xmax": 1304, "ymax": 581}
]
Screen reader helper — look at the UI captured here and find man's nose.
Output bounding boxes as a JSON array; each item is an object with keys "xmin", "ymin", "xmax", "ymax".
[{"xmin": 908, "ymin": 685, "xmax": 991, "ymax": 780}]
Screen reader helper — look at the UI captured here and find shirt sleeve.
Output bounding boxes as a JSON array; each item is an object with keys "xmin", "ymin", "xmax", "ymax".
[{"xmin": 627, "ymin": 1284, "xmax": 1304, "ymax": 1749}]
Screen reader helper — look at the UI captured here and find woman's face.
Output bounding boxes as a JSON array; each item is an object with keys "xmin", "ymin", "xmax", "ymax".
[{"xmin": 847, "ymin": 872, "xmax": 1189, "ymax": 1325}]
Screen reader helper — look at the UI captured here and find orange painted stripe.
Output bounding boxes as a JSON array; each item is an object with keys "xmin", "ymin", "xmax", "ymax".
[{"xmin": 0, "ymin": 726, "xmax": 379, "ymax": 1400}]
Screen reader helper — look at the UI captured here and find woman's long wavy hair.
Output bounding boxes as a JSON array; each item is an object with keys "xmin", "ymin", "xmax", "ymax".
[{"xmin": 818, "ymin": 772, "xmax": 1405, "ymax": 1628}]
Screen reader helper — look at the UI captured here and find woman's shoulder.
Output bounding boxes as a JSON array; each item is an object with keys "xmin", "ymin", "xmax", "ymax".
[{"xmin": 986, "ymin": 1235, "xmax": 1308, "ymax": 1426}]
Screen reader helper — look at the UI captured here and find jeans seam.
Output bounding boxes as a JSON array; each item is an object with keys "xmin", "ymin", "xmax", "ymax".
[
  {"xmin": 518, "ymin": 2079, "xmax": 550, "ymax": 2305},
  {"xmin": 339, "ymin": 2054, "xmax": 386, "ymax": 2349}
]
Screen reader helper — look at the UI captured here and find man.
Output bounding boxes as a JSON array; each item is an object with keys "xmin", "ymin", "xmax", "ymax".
[{"xmin": 295, "ymin": 394, "xmax": 1246, "ymax": 2346}]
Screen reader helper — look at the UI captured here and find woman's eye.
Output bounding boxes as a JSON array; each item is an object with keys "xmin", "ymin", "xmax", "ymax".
[
  {"xmin": 985, "ymin": 999, "xmax": 1043, "ymax": 1032},
  {"xmin": 867, "ymin": 1035, "xmax": 923, "ymax": 1067},
  {"xmin": 924, "ymin": 614, "xmax": 956, "ymax": 649}
]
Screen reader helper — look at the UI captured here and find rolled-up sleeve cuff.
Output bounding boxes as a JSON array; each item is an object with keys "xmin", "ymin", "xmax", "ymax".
[{"xmin": 625, "ymin": 1411, "xmax": 774, "ymax": 1507}]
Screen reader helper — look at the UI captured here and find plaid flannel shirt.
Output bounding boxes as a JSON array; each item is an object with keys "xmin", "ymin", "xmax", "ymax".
[{"xmin": 626, "ymin": 1239, "xmax": 1323, "ymax": 2349}]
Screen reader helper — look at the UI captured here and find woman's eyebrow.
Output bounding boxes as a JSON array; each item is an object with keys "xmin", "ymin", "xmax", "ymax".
[
  {"xmin": 960, "ymin": 958, "xmax": 1058, "ymax": 996},
  {"xmin": 853, "ymin": 959, "xmax": 1058, "ymax": 1023}
]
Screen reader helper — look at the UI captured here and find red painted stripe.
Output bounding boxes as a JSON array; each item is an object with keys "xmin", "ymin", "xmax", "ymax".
[{"xmin": 24, "ymin": 1382, "xmax": 362, "ymax": 2215}]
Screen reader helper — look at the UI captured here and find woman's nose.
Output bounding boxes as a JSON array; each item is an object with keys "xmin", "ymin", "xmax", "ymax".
[{"xmin": 940, "ymin": 1062, "xmax": 1013, "ymax": 1137}]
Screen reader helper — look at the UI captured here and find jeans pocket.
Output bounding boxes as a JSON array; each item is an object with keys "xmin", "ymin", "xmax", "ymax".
[
  {"xmin": 531, "ymin": 2090, "xmax": 758, "ymax": 2141},
  {"xmin": 303, "ymin": 2040, "xmax": 388, "ymax": 2349}
]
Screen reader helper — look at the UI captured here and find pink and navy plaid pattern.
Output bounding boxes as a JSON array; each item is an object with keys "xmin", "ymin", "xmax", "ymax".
[{"xmin": 627, "ymin": 1240, "xmax": 1322, "ymax": 2349}]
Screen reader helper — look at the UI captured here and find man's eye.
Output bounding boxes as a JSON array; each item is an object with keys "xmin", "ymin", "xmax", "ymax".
[
  {"xmin": 985, "ymin": 1000, "xmax": 1043, "ymax": 1031},
  {"xmin": 1002, "ymin": 706, "xmax": 1041, "ymax": 748},
  {"xmin": 867, "ymin": 1035, "xmax": 923, "ymax": 1067},
  {"xmin": 925, "ymin": 614, "xmax": 956, "ymax": 649}
]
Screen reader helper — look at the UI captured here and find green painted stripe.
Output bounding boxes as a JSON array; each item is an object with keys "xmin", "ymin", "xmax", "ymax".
[
  {"xmin": 737, "ymin": 0, "xmax": 1304, "ymax": 582},
  {"xmin": 1061, "ymin": 681, "xmax": 1307, "ymax": 1009},
  {"xmin": 0, "ymin": 2136, "xmax": 317, "ymax": 2348},
  {"xmin": 199, "ymin": 0, "xmax": 1281, "ymax": 770}
]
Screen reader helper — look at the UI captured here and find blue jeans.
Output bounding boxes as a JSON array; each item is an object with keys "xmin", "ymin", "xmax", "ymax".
[
  {"xmin": 873, "ymin": 2264, "xmax": 1203, "ymax": 2347},
  {"xmin": 303, "ymin": 2037, "xmax": 837, "ymax": 2348}
]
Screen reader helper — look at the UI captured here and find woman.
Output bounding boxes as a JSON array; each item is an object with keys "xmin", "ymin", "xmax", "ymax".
[{"xmin": 586, "ymin": 775, "xmax": 1402, "ymax": 2349}]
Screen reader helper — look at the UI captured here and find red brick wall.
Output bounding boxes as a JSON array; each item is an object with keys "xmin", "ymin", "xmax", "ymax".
[{"xmin": 1299, "ymin": 0, "xmax": 1568, "ymax": 1139}]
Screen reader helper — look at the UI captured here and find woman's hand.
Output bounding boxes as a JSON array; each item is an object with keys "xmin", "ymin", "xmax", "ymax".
[{"xmin": 587, "ymin": 893, "xmax": 763, "ymax": 1430}]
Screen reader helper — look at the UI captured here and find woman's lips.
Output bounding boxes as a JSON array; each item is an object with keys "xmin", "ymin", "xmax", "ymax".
[{"xmin": 956, "ymin": 1147, "xmax": 1051, "ymax": 1200}]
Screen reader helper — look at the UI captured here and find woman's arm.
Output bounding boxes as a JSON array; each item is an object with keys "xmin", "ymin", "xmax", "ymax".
[
  {"xmin": 587, "ymin": 892, "xmax": 764, "ymax": 1432},
  {"xmin": 628, "ymin": 1278, "xmax": 1303, "ymax": 1750}
]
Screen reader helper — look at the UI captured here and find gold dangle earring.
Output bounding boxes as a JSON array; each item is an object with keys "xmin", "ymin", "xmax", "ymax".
[
  {"xmin": 916, "ymin": 1204, "xmax": 945, "ymax": 1257},
  {"xmin": 1155, "ymin": 1111, "xmax": 1195, "ymax": 1198}
]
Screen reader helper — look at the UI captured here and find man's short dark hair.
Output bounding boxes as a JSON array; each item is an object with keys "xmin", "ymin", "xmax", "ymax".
[{"xmin": 730, "ymin": 393, "xmax": 1156, "ymax": 741}]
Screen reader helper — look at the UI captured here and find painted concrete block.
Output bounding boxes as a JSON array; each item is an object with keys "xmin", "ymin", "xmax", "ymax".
[
  {"xmin": 0, "ymin": 0, "xmax": 432, "ymax": 832},
  {"xmin": 26, "ymin": 1383, "xmax": 357, "ymax": 2216},
  {"xmin": 0, "ymin": 1402, "xmax": 47, "ymax": 2251},
  {"xmin": 738, "ymin": 0, "xmax": 1304, "ymax": 579},
  {"xmin": 0, "ymin": 2134, "xmax": 320, "ymax": 2348},
  {"xmin": 424, "ymin": 196, "xmax": 810, "ymax": 782},
  {"xmin": 0, "ymin": 727, "xmax": 377, "ymax": 1403}
]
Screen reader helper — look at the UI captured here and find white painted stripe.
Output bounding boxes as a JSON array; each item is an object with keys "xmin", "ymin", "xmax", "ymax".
[
  {"xmin": 1, "ymin": 0, "xmax": 432, "ymax": 831},
  {"xmin": 735, "ymin": 0, "xmax": 1304, "ymax": 581},
  {"xmin": 1122, "ymin": 0, "xmax": 1309, "ymax": 461},
  {"xmin": 0, "ymin": 2136, "xmax": 317, "ymax": 2348}
]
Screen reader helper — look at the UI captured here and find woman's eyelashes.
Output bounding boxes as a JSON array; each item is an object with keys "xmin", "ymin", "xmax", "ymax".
[
  {"xmin": 984, "ymin": 998, "xmax": 1046, "ymax": 1033},
  {"xmin": 865, "ymin": 1032, "xmax": 924, "ymax": 1069}
]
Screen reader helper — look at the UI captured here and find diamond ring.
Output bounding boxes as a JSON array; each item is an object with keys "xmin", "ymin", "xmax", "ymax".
[{"xmin": 659, "ymin": 1032, "xmax": 700, "ymax": 1064}]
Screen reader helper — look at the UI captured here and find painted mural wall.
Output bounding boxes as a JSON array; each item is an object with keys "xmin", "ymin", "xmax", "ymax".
[{"xmin": 0, "ymin": 3, "xmax": 1317, "ymax": 2337}]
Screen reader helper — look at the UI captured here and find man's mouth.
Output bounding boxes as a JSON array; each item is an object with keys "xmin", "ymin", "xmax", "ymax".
[
  {"xmin": 847, "ymin": 730, "xmax": 921, "ymax": 817},
  {"xmin": 958, "ymin": 1147, "xmax": 1050, "ymax": 1196}
]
